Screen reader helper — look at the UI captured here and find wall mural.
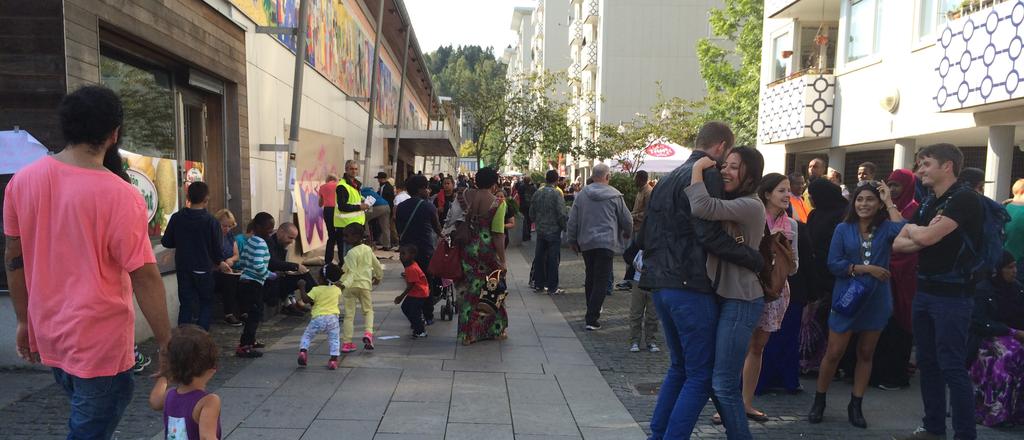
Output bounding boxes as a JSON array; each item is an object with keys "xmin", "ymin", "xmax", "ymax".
[
  {"xmin": 289, "ymin": 126, "xmax": 343, "ymax": 252},
  {"xmin": 231, "ymin": 0, "xmax": 427, "ymax": 130}
]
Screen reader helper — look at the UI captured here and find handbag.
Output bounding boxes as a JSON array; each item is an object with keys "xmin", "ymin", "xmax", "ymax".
[
  {"xmin": 473, "ymin": 269, "xmax": 508, "ymax": 316},
  {"xmin": 757, "ymin": 224, "xmax": 796, "ymax": 302},
  {"xmin": 834, "ymin": 276, "xmax": 875, "ymax": 316},
  {"xmin": 428, "ymin": 237, "xmax": 464, "ymax": 281}
]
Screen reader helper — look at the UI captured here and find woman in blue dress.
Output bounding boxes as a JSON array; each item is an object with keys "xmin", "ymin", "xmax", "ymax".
[{"xmin": 807, "ymin": 181, "xmax": 906, "ymax": 428}]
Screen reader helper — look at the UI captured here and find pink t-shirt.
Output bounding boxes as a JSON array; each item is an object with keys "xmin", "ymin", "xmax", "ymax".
[{"xmin": 3, "ymin": 157, "xmax": 155, "ymax": 378}]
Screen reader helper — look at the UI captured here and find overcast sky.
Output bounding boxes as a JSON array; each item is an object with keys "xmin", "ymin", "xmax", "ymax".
[{"xmin": 405, "ymin": 0, "xmax": 536, "ymax": 57}]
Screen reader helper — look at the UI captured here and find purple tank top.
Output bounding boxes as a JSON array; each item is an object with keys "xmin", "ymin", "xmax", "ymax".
[{"xmin": 164, "ymin": 388, "xmax": 221, "ymax": 440}]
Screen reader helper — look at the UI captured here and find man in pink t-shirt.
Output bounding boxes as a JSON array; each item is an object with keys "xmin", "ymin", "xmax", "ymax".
[{"xmin": 3, "ymin": 86, "xmax": 172, "ymax": 439}]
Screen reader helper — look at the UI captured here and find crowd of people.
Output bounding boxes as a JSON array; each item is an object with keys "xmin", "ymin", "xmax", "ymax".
[{"xmin": 5, "ymin": 86, "xmax": 1024, "ymax": 440}]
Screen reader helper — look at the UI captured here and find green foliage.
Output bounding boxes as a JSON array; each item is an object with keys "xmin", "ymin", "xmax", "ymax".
[
  {"xmin": 530, "ymin": 171, "xmax": 546, "ymax": 186},
  {"xmin": 608, "ymin": 173, "xmax": 638, "ymax": 210},
  {"xmin": 696, "ymin": 0, "xmax": 763, "ymax": 146},
  {"xmin": 459, "ymin": 140, "xmax": 477, "ymax": 157}
]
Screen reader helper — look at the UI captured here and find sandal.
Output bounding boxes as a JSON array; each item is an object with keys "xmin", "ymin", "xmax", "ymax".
[{"xmin": 746, "ymin": 410, "xmax": 769, "ymax": 422}]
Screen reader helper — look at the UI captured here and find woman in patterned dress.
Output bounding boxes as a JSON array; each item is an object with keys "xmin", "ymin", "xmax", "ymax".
[
  {"xmin": 448, "ymin": 167, "xmax": 508, "ymax": 345},
  {"xmin": 969, "ymin": 251, "xmax": 1024, "ymax": 427}
]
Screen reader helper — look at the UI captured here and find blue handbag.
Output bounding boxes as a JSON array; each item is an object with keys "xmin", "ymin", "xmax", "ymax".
[{"xmin": 834, "ymin": 276, "xmax": 875, "ymax": 317}]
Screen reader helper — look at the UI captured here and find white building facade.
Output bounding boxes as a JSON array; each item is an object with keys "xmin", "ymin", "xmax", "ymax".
[
  {"xmin": 566, "ymin": 0, "xmax": 721, "ymax": 181},
  {"xmin": 758, "ymin": 0, "xmax": 1024, "ymax": 201}
]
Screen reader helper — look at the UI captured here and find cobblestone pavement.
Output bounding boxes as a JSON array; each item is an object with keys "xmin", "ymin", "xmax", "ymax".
[
  {"xmin": 521, "ymin": 243, "xmax": 1024, "ymax": 439},
  {"xmin": 0, "ymin": 308, "xmax": 312, "ymax": 440}
]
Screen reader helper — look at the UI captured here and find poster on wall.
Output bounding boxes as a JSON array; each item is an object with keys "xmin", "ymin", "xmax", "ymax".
[
  {"xmin": 183, "ymin": 161, "xmax": 205, "ymax": 204},
  {"xmin": 287, "ymin": 126, "xmax": 343, "ymax": 253},
  {"xmin": 121, "ymin": 150, "xmax": 178, "ymax": 273}
]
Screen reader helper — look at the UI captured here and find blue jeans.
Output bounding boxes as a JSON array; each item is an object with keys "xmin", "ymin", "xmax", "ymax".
[
  {"xmin": 177, "ymin": 271, "xmax": 215, "ymax": 330},
  {"xmin": 532, "ymin": 232, "xmax": 561, "ymax": 291},
  {"xmin": 712, "ymin": 297, "xmax": 764, "ymax": 440},
  {"xmin": 649, "ymin": 288, "xmax": 718, "ymax": 440},
  {"xmin": 52, "ymin": 368, "xmax": 134, "ymax": 439},
  {"xmin": 912, "ymin": 291, "xmax": 975, "ymax": 440}
]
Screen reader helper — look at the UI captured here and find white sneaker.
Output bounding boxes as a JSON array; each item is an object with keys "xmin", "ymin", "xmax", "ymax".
[
  {"xmin": 648, "ymin": 343, "xmax": 660, "ymax": 353},
  {"xmin": 629, "ymin": 343, "xmax": 640, "ymax": 352}
]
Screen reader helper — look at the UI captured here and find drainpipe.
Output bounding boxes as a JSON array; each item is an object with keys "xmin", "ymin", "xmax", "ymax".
[
  {"xmin": 362, "ymin": 0, "xmax": 386, "ymax": 185},
  {"xmin": 391, "ymin": 19, "xmax": 412, "ymax": 180},
  {"xmin": 282, "ymin": 0, "xmax": 309, "ymax": 222}
]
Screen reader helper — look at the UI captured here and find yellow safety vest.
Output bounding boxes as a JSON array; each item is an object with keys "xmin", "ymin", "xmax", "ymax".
[{"xmin": 334, "ymin": 178, "xmax": 366, "ymax": 228}]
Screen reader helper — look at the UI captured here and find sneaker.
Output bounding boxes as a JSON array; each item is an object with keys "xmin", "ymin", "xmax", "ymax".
[
  {"xmin": 327, "ymin": 359, "xmax": 339, "ymax": 370},
  {"xmin": 297, "ymin": 351, "xmax": 308, "ymax": 366},
  {"xmin": 585, "ymin": 323, "xmax": 601, "ymax": 331},
  {"xmin": 533, "ymin": 286, "xmax": 546, "ymax": 293},
  {"xmin": 362, "ymin": 332, "xmax": 375, "ymax": 350},
  {"xmin": 629, "ymin": 343, "xmax": 640, "ymax": 352},
  {"xmin": 224, "ymin": 315, "xmax": 243, "ymax": 327},
  {"xmin": 412, "ymin": 331, "xmax": 428, "ymax": 339},
  {"xmin": 341, "ymin": 342, "xmax": 357, "ymax": 353},
  {"xmin": 235, "ymin": 345, "xmax": 264, "ymax": 358},
  {"xmin": 132, "ymin": 351, "xmax": 151, "ymax": 374},
  {"xmin": 253, "ymin": 340, "xmax": 266, "ymax": 349},
  {"xmin": 549, "ymin": 288, "xmax": 566, "ymax": 295},
  {"xmin": 877, "ymin": 383, "xmax": 904, "ymax": 391},
  {"xmin": 615, "ymin": 281, "xmax": 632, "ymax": 291},
  {"xmin": 648, "ymin": 343, "xmax": 661, "ymax": 353},
  {"xmin": 891, "ymin": 427, "xmax": 944, "ymax": 440}
]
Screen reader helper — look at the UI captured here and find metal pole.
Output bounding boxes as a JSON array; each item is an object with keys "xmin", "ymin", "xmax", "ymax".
[
  {"xmin": 390, "ymin": 22, "xmax": 412, "ymax": 180},
  {"xmin": 282, "ymin": 0, "xmax": 309, "ymax": 222},
  {"xmin": 362, "ymin": 0, "xmax": 386, "ymax": 185}
]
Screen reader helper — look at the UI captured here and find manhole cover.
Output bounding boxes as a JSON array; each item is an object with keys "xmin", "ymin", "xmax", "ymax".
[{"xmin": 634, "ymin": 382, "xmax": 661, "ymax": 395}]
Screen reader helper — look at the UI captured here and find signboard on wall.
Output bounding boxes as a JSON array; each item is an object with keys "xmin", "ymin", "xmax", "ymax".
[
  {"xmin": 122, "ymin": 150, "xmax": 178, "ymax": 238},
  {"xmin": 287, "ymin": 126, "xmax": 344, "ymax": 253},
  {"xmin": 183, "ymin": 161, "xmax": 205, "ymax": 202}
]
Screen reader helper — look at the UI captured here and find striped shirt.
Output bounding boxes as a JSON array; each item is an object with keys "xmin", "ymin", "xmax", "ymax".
[{"xmin": 239, "ymin": 235, "xmax": 271, "ymax": 284}]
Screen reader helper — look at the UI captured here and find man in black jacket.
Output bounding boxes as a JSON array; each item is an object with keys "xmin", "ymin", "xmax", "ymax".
[
  {"xmin": 267, "ymin": 223, "xmax": 315, "ymax": 316},
  {"xmin": 516, "ymin": 176, "xmax": 537, "ymax": 242},
  {"xmin": 639, "ymin": 121, "xmax": 764, "ymax": 439}
]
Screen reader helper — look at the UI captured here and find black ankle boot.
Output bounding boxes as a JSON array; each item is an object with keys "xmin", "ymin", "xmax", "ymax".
[
  {"xmin": 808, "ymin": 392, "xmax": 826, "ymax": 424},
  {"xmin": 847, "ymin": 394, "xmax": 866, "ymax": 428}
]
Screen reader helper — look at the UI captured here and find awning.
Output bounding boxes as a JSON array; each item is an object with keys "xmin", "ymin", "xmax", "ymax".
[{"xmin": 383, "ymin": 128, "xmax": 459, "ymax": 157}]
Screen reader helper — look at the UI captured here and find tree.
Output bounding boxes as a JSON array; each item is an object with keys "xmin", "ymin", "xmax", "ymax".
[
  {"xmin": 490, "ymin": 72, "xmax": 573, "ymax": 171},
  {"xmin": 696, "ymin": 0, "xmax": 763, "ymax": 146},
  {"xmin": 424, "ymin": 45, "xmax": 506, "ymax": 147}
]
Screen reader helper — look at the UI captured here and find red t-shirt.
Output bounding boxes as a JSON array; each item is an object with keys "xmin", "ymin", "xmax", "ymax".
[
  {"xmin": 404, "ymin": 262, "xmax": 430, "ymax": 298},
  {"xmin": 4, "ymin": 157, "xmax": 156, "ymax": 378},
  {"xmin": 318, "ymin": 181, "xmax": 338, "ymax": 208}
]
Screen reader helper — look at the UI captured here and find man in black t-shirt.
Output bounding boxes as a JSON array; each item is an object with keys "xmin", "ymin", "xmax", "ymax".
[{"xmin": 893, "ymin": 143, "xmax": 982, "ymax": 440}]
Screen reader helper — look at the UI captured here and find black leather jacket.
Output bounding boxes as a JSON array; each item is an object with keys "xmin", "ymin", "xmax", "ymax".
[{"xmin": 638, "ymin": 150, "xmax": 765, "ymax": 294}]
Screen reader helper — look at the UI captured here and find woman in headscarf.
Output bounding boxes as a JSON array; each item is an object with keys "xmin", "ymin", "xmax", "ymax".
[
  {"xmin": 800, "ymin": 179, "xmax": 849, "ymax": 373},
  {"xmin": 871, "ymin": 169, "xmax": 920, "ymax": 390}
]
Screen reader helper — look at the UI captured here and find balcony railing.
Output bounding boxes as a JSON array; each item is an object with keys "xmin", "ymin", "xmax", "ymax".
[
  {"xmin": 935, "ymin": 0, "xmax": 1019, "ymax": 112},
  {"xmin": 758, "ymin": 72, "xmax": 835, "ymax": 144},
  {"xmin": 585, "ymin": 0, "xmax": 599, "ymax": 24},
  {"xmin": 569, "ymin": 19, "xmax": 583, "ymax": 47},
  {"xmin": 583, "ymin": 42, "xmax": 598, "ymax": 71}
]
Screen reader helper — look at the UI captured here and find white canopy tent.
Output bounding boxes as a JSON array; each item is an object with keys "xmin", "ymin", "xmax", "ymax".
[{"xmin": 612, "ymin": 141, "xmax": 692, "ymax": 174}]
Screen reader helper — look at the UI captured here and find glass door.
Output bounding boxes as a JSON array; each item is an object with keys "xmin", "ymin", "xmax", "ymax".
[{"xmin": 178, "ymin": 89, "xmax": 207, "ymax": 207}]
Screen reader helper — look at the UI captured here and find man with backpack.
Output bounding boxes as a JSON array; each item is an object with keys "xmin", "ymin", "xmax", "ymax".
[{"xmin": 893, "ymin": 143, "xmax": 1007, "ymax": 440}]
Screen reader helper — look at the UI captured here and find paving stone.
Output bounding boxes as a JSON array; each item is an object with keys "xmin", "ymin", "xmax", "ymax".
[
  {"xmin": 318, "ymin": 368, "xmax": 402, "ymax": 421},
  {"xmin": 510, "ymin": 403, "xmax": 579, "ymax": 436},
  {"xmin": 242, "ymin": 393, "xmax": 330, "ymax": 429},
  {"xmin": 579, "ymin": 426, "xmax": 647, "ymax": 440},
  {"xmin": 226, "ymin": 427, "xmax": 305, "ymax": 440},
  {"xmin": 377, "ymin": 401, "xmax": 448, "ymax": 434},
  {"xmin": 300, "ymin": 419, "xmax": 377, "ymax": 440},
  {"xmin": 448, "ymin": 372, "xmax": 511, "ymax": 425},
  {"xmin": 445, "ymin": 422, "xmax": 515, "ymax": 440},
  {"xmin": 392, "ymin": 374, "xmax": 453, "ymax": 402},
  {"xmin": 506, "ymin": 378, "xmax": 565, "ymax": 404}
]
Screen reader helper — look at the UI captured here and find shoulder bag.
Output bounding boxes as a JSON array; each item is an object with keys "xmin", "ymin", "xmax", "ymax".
[{"xmin": 758, "ymin": 223, "xmax": 796, "ymax": 302}]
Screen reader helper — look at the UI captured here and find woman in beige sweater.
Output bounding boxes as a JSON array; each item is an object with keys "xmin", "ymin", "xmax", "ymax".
[{"xmin": 684, "ymin": 147, "xmax": 766, "ymax": 439}]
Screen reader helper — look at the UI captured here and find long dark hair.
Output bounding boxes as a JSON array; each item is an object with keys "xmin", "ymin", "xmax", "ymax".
[
  {"xmin": 726, "ymin": 146, "xmax": 764, "ymax": 198},
  {"xmin": 843, "ymin": 183, "xmax": 888, "ymax": 228}
]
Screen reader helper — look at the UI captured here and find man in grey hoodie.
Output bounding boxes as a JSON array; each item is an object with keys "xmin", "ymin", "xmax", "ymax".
[{"xmin": 567, "ymin": 163, "xmax": 632, "ymax": 330}]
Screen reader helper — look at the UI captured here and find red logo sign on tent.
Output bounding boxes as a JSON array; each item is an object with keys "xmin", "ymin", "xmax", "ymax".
[{"xmin": 645, "ymin": 143, "xmax": 675, "ymax": 158}]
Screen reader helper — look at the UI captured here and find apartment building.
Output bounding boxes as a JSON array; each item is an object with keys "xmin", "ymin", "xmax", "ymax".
[
  {"xmin": 757, "ymin": 0, "xmax": 1024, "ymax": 200},
  {"xmin": 565, "ymin": 0, "xmax": 720, "ymax": 181}
]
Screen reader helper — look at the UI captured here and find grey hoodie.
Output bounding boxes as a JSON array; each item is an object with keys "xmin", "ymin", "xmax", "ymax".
[{"xmin": 567, "ymin": 183, "xmax": 633, "ymax": 253}]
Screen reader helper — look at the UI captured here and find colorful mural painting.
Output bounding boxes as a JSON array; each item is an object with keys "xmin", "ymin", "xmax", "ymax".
[
  {"xmin": 230, "ymin": 0, "xmax": 427, "ymax": 130},
  {"xmin": 288, "ymin": 126, "xmax": 343, "ymax": 252}
]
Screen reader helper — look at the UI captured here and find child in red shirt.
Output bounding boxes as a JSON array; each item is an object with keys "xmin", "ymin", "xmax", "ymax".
[{"xmin": 393, "ymin": 245, "xmax": 432, "ymax": 338}]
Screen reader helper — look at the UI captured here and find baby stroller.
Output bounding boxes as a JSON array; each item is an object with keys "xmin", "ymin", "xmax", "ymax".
[{"xmin": 438, "ymin": 278, "xmax": 457, "ymax": 321}]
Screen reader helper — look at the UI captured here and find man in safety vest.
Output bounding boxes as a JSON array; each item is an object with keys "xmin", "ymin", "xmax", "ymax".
[{"xmin": 334, "ymin": 160, "xmax": 369, "ymax": 259}]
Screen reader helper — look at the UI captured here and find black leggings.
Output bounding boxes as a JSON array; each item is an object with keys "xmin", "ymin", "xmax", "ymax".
[
  {"xmin": 238, "ymin": 279, "xmax": 265, "ymax": 347},
  {"xmin": 214, "ymin": 272, "xmax": 239, "ymax": 317}
]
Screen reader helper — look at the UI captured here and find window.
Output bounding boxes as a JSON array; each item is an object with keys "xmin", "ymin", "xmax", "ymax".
[
  {"xmin": 847, "ymin": 0, "xmax": 884, "ymax": 62},
  {"xmin": 799, "ymin": 25, "xmax": 838, "ymax": 71},
  {"xmin": 772, "ymin": 32, "xmax": 792, "ymax": 81},
  {"xmin": 917, "ymin": 0, "xmax": 960, "ymax": 41},
  {"xmin": 100, "ymin": 55, "xmax": 175, "ymax": 159}
]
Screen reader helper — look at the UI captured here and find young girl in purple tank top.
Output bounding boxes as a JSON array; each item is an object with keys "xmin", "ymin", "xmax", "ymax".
[{"xmin": 149, "ymin": 325, "xmax": 223, "ymax": 440}]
